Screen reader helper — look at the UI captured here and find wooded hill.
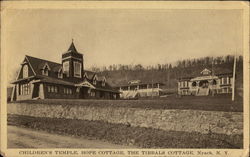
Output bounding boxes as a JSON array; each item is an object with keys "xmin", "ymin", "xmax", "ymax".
[{"xmin": 93, "ymin": 55, "xmax": 243, "ymax": 91}]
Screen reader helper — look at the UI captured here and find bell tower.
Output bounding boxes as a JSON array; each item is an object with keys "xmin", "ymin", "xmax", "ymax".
[{"xmin": 62, "ymin": 40, "xmax": 84, "ymax": 80}]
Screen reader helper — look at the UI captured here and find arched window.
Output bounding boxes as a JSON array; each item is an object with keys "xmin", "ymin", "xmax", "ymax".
[
  {"xmin": 192, "ymin": 82, "xmax": 196, "ymax": 87},
  {"xmin": 42, "ymin": 63, "xmax": 50, "ymax": 76},
  {"xmin": 93, "ymin": 78, "xmax": 97, "ymax": 85},
  {"xmin": 23, "ymin": 65, "xmax": 28, "ymax": 78},
  {"xmin": 43, "ymin": 66, "xmax": 49, "ymax": 76},
  {"xmin": 93, "ymin": 75, "xmax": 98, "ymax": 85},
  {"xmin": 58, "ymin": 69, "xmax": 63, "ymax": 78},
  {"xmin": 212, "ymin": 79, "xmax": 217, "ymax": 85}
]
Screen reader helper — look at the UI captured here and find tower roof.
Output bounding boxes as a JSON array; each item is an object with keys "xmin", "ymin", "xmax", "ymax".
[{"xmin": 67, "ymin": 40, "xmax": 78, "ymax": 53}]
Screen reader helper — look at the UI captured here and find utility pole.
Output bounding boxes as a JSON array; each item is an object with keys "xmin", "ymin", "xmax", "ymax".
[
  {"xmin": 211, "ymin": 57, "xmax": 214, "ymax": 96},
  {"xmin": 232, "ymin": 52, "xmax": 237, "ymax": 101}
]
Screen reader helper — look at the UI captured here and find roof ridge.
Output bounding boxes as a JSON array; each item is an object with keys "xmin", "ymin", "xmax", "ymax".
[{"xmin": 26, "ymin": 55, "xmax": 61, "ymax": 65}]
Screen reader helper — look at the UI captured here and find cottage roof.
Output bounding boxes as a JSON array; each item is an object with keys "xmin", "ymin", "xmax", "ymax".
[
  {"xmin": 116, "ymin": 81, "xmax": 164, "ymax": 87},
  {"xmin": 178, "ymin": 67, "xmax": 233, "ymax": 80}
]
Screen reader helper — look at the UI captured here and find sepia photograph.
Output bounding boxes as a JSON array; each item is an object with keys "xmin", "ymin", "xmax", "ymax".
[{"xmin": 1, "ymin": 1, "xmax": 249, "ymax": 157}]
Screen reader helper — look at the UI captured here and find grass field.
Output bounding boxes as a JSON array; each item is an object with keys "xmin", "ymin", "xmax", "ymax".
[
  {"xmin": 11, "ymin": 94, "xmax": 243, "ymax": 112},
  {"xmin": 8, "ymin": 114, "xmax": 243, "ymax": 148}
]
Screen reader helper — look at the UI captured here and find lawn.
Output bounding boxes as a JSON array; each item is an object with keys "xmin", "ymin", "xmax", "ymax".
[{"xmin": 11, "ymin": 95, "xmax": 243, "ymax": 112}]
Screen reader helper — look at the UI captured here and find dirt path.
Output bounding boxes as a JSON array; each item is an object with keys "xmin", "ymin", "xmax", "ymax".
[{"xmin": 8, "ymin": 125, "xmax": 134, "ymax": 148}]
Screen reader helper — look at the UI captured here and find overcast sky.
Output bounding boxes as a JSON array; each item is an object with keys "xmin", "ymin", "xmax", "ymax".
[{"xmin": 3, "ymin": 9, "xmax": 243, "ymax": 82}]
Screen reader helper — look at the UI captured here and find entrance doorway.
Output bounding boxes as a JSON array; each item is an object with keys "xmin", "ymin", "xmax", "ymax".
[
  {"xmin": 199, "ymin": 80, "xmax": 209, "ymax": 88},
  {"xmin": 79, "ymin": 87, "xmax": 89, "ymax": 99}
]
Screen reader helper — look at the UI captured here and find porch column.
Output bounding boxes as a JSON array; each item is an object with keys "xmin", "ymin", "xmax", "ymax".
[
  {"xmin": 39, "ymin": 83, "xmax": 45, "ymax": 99},
  {"xmin": 11, "ymin": 85, "xmax": 16, "ymax": 101},
  {"xmin": 147, "ymin": 84, "xmax": 149, "ymax": 96},
  {"xmin": 196, "ymin": 81, "xmax": 200, "ymax": 95},
  {"xmin": 157, "ymin": 83, "xmax": 160, "ymax": 96},
  {"xmin": 30, "ymin": 83, "xmax": 34, "ymax": 98},
  {"xmin": 16, "ymin": 84, "xmax": 19, "ymax": 96}
]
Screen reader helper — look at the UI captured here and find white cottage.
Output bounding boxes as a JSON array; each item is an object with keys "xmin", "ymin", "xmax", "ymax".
[{"xmin": 178, "ymin": 68, "xmax": 233, "ymax": 96}]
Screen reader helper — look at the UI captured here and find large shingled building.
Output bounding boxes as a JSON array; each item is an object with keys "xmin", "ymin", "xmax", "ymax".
[{"xmin": 11, "ymin": 41, "xmax": 119, "ymax": 101}]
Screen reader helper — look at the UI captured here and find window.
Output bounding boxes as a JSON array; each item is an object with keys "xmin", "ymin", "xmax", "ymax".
[
  {"xmin": 227, "ymin": 77, "xmax": 230, "ymax": 84},
  {"xmin": 93, "ymin": 79, "xmax": 97, "ymax": 85},
  {"xmin": 181, "ymin": 81, "xmax": 188, "ymax": 87},
  {"xmin": 221, "ymin": 77, "xmax": 228, "ymax": 85},
  {"xmin": 48, "ymin": 86, "xmax": 51, "ymax": 92},
  {"xmin": 19, "ymin": 83, "xmax": 30, "ymax": 95},
  {"xmin": 222, "ymin": 88, "xmax": 227, "ymax": 93},
  {"xmin": 42, "ymin": 64, "xmax": 50, "ymax": 76},
  {"xmin": 63, "ymin": 61, "xmax": 69, "ymax": 77},
  {"xmin": 58, "ymin": 69, "xmax": 63, "ymax": 78},
  {"xmin": 63, "ymin": 87, "xmax": 72, "ymax": 95},
  {"xmin": 23, "ymin": 65, "xmax": 28, "ymax": 78},
  {"xmin": 74, "ymin": 61, "xmax": 81, "ymax": 78},
  {"xmin": 47, "ymin": 85, "xmax": 58, "ymax": 93},
  {"xmin": 51, "ymin": 86, "xmax": 54, "ymax": 92},
  {"xmin": 212, "ymin": 80, "xmax": 217, "ymax": 85},
  {"xmin": 43, "ymin": 66, "xmax": 49, "ymax": 76},
  {"xmin": 91, "ymin": 91, "xmax": 95, "ymax": 97}
]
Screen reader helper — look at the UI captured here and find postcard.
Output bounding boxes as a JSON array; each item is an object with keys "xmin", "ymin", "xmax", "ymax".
[{"xmin": 0, "ymin": 1, "xmax": 249, "ymax": 157}]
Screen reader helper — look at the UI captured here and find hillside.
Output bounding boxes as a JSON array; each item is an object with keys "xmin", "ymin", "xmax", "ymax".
[{"xmin": 96, "ymin": 55, "xmax": 243, "ymax": 92}]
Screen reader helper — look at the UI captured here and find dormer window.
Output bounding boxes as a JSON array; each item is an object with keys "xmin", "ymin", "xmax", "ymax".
[
  {"xmin": 102, "ymin": 77, "xmax": 106, "ymax": 87},
  {"xmin": 42, "ymin": 63, "xmax": 50, "ymax": 76},
  {"xmin": 83, "ymin": 72, "xmax": 88, "ymax": 79},
  {"xmin": 58, "ymin": 68, "xmax": 63, "ymax": 78},
  {"xmin": 201, "ymin": 68, "xmax": 211, "ymax": 76},
  {"xmin": 74, "ymin": 61, "xmax": 81, "ymax": 78},
  {"xmin": 93, "ymin": 74, "xmax": 98, "ymax": 85},
  {"xmin": 23, "ymin": 64, "xmax": 28, "ymax": 78},
  {"xmin": 43, "ymin": 67, "xmax": 49, "ymax": 76},
  {"xmin": 93, "ymin": 79, "xmax": 97, "ymax": 85}
]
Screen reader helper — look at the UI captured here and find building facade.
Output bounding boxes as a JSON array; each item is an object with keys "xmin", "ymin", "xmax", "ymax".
[
  {"xmin": 116, "ymin": 80, "xmax": 165, "ymax": 99},
  {"xmin": 11, "ymin": 41, "xmax": 119, "ymax": 101},
  {"xmin": 178, "ymin": 68, "xmax": 233, "ymax": 96}
]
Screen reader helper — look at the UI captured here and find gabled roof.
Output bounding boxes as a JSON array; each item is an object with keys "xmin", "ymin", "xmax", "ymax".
[
  {"xmin": 26, "ymin": 55, "xmax": 61, "ymax": 75},
  {"xmin": 84, "ymin": 70, "xmax": 95, "ymax": 80}
]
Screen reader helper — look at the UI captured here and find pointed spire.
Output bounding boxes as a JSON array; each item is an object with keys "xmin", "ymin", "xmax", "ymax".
[{"xmin": 67, "ymin": 39, "xmax": 78, "ymax": 53}]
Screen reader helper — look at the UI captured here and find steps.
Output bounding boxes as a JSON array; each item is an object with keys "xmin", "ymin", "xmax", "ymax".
[
  {"xmin": 121, "ymin": 90, "xmax": 138, "ymax": 99},
  {"xmin": 197, "ymin": 88, "xmax": 209, "ymax": 96}
]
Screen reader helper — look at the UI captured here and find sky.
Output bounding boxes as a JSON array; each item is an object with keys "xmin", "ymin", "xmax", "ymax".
[{"xmin": 2, "ymin": 9, "xmax": 243, "ymax": 83}]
